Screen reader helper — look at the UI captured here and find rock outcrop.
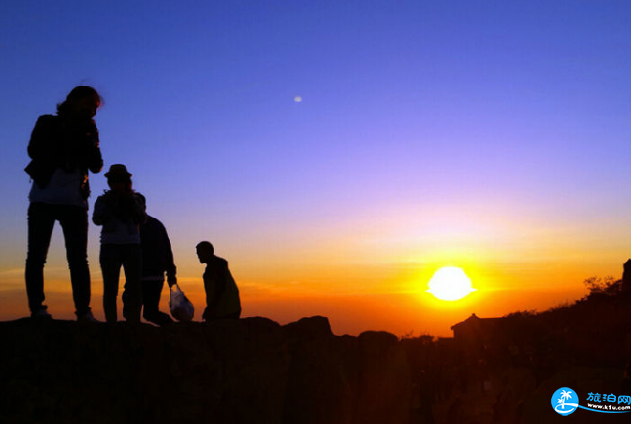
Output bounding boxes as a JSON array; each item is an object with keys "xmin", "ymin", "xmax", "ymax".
[
  {"xmin": 0, "ymin": 317, "xmax": 410, "ymax": 424},
  {"xmin": 2, "ymin": 307, "xmax": 629, "ymax": 424}
]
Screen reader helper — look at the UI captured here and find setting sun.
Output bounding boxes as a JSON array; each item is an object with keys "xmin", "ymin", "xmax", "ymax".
[{"xmin": 427, "ymin": 266, "xmax": 477, "ymax": 301}]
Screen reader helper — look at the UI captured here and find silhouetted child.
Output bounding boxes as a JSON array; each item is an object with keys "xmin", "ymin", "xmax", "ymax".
[
  {"xmin": 137, "ymin": 193, "xmax": 176, "ymax": 326},
  {"xmin": 93, "ymin": 164, "xmax": 145, "ymax": 323},
  {"xmin": 196, "ymin": 241, "xmax": 241, "ymax": 320}
]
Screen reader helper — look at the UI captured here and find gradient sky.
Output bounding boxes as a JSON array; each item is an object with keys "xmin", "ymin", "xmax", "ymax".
[{"xmin": 1, "ymin": 1, "xmax": 630, "ymax": 336}]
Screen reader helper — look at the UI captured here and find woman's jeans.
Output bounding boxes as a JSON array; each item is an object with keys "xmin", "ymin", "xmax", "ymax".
[
  {"xmin": 100, "ymin": 243, "xmax": 142, "ymax": 323},
  {"xmin": 25, "ymin": 202, "xmax": 92, "ymax": 316}
]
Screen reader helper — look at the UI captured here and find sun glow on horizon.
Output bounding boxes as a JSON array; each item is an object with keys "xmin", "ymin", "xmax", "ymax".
[{"xmin": 427, "ymin": 266, "xmax": 477, "ymax": 301}]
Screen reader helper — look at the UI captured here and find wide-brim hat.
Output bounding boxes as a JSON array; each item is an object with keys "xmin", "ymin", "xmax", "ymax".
[{"xmin": 104, "ymin": 164, "xmax": 132, "ymax": 178}]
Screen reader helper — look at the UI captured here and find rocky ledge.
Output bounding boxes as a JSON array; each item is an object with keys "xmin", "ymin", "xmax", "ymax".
[
  {"xmin": 2, "ymin": 314, "xmax": 629, "ymax": 424},
  {"xmin": 1, "ymin": 317, "xmax": 410, "ymax": 424}
]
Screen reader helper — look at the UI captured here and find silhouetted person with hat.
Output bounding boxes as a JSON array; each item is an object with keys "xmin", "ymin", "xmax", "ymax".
[
  {"xmin": 93, "ymin": 164, "xmax": 145, "ymax": 323},
  {"xmin": 24, "ymin": 86, "xmax": 103, "ymax": 321},
  {"xmin": 137, "ymin": 193, "xmax": 176, "ymax": 326},
  {"xmin": 196, "ymin": 241, "xmax": 241, "ymax": 320}
]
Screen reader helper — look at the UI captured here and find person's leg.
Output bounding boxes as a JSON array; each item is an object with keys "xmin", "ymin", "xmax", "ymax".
[
  {"xmin": 226, "ymin": 310, "xmax": 241, "ymax": 319},
  {"xmin": 100, "ymin": 244, "xmax": 122, "ymax": 323},
  {"xmin": 141, "ymin": 278, "xmax": 162, "ymax": 318},
  {"xmin": 142, "ymin": 278, "xmax": 173, "ymax": 325},
  {"xmin": 121, "ymin": 244, "xmax": 142, "ymax": 323},
  {"xmin": 58, "ymin": 205, "xmax": 92, "ymax": 316},
  {"xmin": 215, "ymin": 311, "xmax": 241, "ymax": 320},
  {"xmin": 25, "ymin": 203, "xmax": 56, "ymax": 314}
]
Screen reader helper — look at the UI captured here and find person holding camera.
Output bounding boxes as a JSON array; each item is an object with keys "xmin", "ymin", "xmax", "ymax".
[
  {"xmin": 24, "ymin": 86, "xmax": 103, "ymax": 321},
  {"xmin": 93, "ymin": 164, "xmax": 146, "ymax": 324}
]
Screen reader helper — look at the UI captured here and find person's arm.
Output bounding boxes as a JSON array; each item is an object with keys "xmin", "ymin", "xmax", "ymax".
[
  {"xmin": 85, "ymin": 120, "xmax": 103, "ymax": 174},
  {"xmin": 25, "ymin": 116, "xmax": 60, "ymax": 186},
  {"xmin": 27, "ymin": 116, "xmax": 55, "ymax": 160},
  {"xmin": 204, "ymin": 268, "xmax": 215, "ymax": 315},
  {"xmin": 208, "ymin": 261, "xmax": 228, "ymax": 309},
  {"xmin": 92, "ymin": 195, "xmax": 110, "ymax": 225},
  {"xmin": 162, "ymin": 224, "xmax": 177, "ymax": 287}
]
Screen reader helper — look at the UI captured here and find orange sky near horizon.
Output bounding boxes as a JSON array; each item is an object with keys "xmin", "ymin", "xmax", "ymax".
[
  {"xmin": 0, "ymin": 252, "xmax": 615, "ymax": 337},
  {"xmin": 1, "ymin": 198, "xmax": 628, "ymax": 337}
]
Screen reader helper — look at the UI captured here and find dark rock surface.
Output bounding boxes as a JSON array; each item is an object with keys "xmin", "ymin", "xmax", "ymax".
[
  {"xmin": 0, "ymin": 317, "xmax": 410, "ymax": 424},
  {"xmin": 2, "ymin": 309, "xmax": 629, "ymax": 424}
]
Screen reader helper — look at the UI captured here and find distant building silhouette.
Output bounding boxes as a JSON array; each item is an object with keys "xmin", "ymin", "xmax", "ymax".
[
  {"xmin": 451, "ymin": 313, "xmax": 539, "ymax": 365},
  {"xmin": 451, "ymin": 313, "xmax": 503, "ymax": 345}
]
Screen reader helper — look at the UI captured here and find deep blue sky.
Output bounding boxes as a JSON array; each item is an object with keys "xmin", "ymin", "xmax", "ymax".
[{"xmin": 1, "ymin": 1, "xmax": 630, "ymax": 333}]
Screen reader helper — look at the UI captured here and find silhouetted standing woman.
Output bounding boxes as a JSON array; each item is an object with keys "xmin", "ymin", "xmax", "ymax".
[
  {"xmin": 93, "ymin": 165, "xmax": 145, "ymax": 323},
  {"xmin": 24, "ymin": 86, "xmax": 103, "ymax": 321}
]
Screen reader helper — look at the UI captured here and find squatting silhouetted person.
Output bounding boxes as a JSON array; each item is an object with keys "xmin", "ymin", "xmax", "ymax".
[
  {"xmin": 93, "ymin": 164, "xmax": 146, "ymax": 323},
  {"xmin": 24, "ymin": 86, "xmax": 103, "ymax": 321},
  {"xmin": 137, "ymin": 193, "xmax": 177, "ymax": 326},
  {"xmin": 196, "ymin": 241, "xmax": 241, "ymax": 320}
]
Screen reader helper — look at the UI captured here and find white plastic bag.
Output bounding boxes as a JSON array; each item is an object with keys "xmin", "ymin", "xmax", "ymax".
[{"xmin": 169, "ymin": 284, "xmax": 194, "ymax": 322}]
